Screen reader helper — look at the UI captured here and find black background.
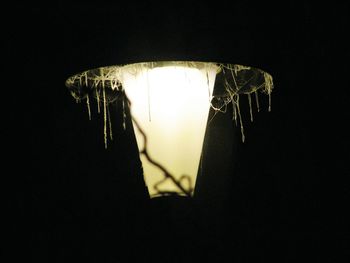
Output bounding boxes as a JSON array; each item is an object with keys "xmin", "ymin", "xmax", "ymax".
[{"xmin": 6, "ymin": 2, "xmax": 349, "ymax": 262}]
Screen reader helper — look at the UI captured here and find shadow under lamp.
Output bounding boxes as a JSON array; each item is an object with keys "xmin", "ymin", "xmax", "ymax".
[{"xmin": 65, "ymin": 61, "xmax": 273, "ymax": 198}]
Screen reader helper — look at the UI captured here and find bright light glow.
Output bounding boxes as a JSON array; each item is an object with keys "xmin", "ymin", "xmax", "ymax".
[{"xmin": 121, "ymin": 62, "xmax": 218, "ymax": 197}]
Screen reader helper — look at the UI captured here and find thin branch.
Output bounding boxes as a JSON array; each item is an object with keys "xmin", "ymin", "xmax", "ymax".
[{"xmin": 126, "ymin": 96, "xmax": 192, "ymax": 197}]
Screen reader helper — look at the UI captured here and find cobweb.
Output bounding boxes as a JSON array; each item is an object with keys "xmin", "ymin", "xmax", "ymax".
[{"xmin": 66, "ymin": 61, "xmax": 273, "ymax": 147}]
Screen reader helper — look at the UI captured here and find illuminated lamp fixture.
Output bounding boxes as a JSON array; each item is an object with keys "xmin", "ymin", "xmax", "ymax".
[{"xmin": 65, "ymin": 61, "xmax": 273, "ymax": 198}]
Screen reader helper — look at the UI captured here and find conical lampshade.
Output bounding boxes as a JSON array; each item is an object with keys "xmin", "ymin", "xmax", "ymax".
[{"xmin": 121, "ymin": 62, "xmax": 218, "ymax": 197}]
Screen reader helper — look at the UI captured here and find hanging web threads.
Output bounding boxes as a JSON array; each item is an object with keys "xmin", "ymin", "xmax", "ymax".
[
  {"xmin": 96, "ymin": 88, "xmax": 101, "ymax": 114},
  {"xmin": 103, "ymin": 87, "xmax": 107, "ymax": 148},
  {"xmin": 248, "ymin": 93, "xmax": 253, "ymax": 122},
  {"xmin": 230, "ymin": 67, "xmax": 239, "ymax": 92},
  {"xmin": 236, "ymin": 95, "xmax": 245, "ymax": 143},
  {"xmin": 122, "ymin": 94, "xmax": 126, "ymax": 130},
  {"xmin": 65, "ymin": 62, "xmax": 274, "ymax": 148},
  {"xmin": 230, "ymin": 94, "xmax": 238, "ymax": 125},
  {"xmin": 84, "ymin": 72, "xmax": 88, "ymax": 87},
  {"xmin": 255, "ymin": 90, "xmax": 260, "ymax": 112},
  {"xmin": 263, "ymin": 72, "xmax": 273, "ymax": 112},
  {"xmin": 146, "ymin": 69, "xmax": 151, "ymax": 122},
  {"xmin": 101, "ymin": 69, "xmax": 107, "ymax": 149},
  {"xmin": 86, "ymin": 94, "xmax": 91, "ymax": 120},
  {"xmin": 232, "ymin": 101, "xmax": 238, "ymax": 126},
  {"xmin": 206, "ymin": 70, "xmax": 211, "ymax": 102},
  {"xmin": 107, "ymin": 104, "xmax": 113, "ymax": 141}
]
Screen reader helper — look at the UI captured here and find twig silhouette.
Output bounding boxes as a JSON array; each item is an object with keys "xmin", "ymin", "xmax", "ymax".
[{"xmin": 126, "ymin": 96, "xmax": 193, "ymax": 197}]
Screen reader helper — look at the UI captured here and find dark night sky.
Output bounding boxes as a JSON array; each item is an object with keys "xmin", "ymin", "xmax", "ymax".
[{"xmin": 6, "ymin": 2, "xmax": 349, "ymax": 262}]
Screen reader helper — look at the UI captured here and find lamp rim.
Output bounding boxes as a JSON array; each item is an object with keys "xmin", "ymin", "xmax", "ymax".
[{"xmin": 66, "ymin": 60, "xmax": 272, "ymax": 82}]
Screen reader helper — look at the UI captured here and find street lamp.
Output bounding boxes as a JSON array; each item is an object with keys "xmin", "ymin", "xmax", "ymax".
[{"xmin": 66, "ymin": 61, "xmax": 273, "ymax": 198}]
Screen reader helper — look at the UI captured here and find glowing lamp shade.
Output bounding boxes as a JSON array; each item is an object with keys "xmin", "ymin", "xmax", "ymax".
[
  {"xmin": 66, "ymin": 61, "xmax": 274, "ymax": 199},
  {"xmin": 121, "ymin": 62, "xmax": 218, "ymax": 197}
]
